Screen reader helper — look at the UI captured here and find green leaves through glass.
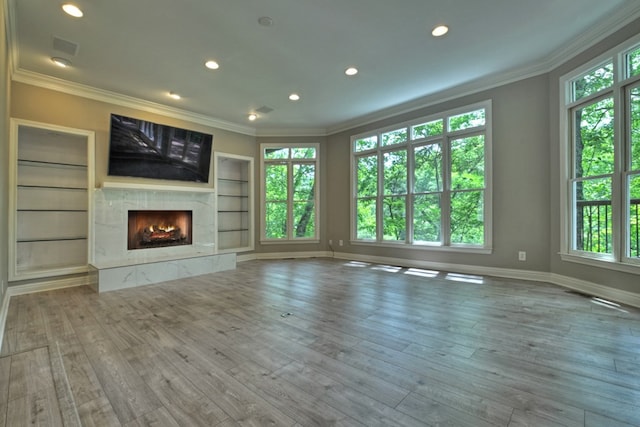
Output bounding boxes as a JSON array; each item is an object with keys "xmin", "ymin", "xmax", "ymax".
[
  {"xmin": 451, "ymin": 136, "xmax": 485, "ymax": 190},
  {"xmin": 412, "ymin": 119, "xmax": 443, "ymax": 139},
  {"xmin": 383, "ymin": 150, "xmax": 407, "ymax": 195},
  {"xmin": 572, "ymin": 62, "xmax": 614, "ymax": 102},
  {"xmin": 450, "ymin": 191, "xmax": 484, "ymax": 245},
  {"xmin": 414, "ymin": 144, "xmax": 442, "ymax": 193},
  {"xmin": 574, "ymin": 97, "xmax": 614, "ymax": 178},
  {"xmin": 413, "ymin": 194, "xmax": 441, "ymax": 243},
  {"xmin": 381, "ymin": 128, "xmax": 407, "ymax": 147},
  {"xmin": 573, "ymin": 177, "xmax": 612, "ymax": 254},
  {"xmin": 448, "ymin": 109, "xmax": 485, "ymax": 132},
  {"xmin": 630, "ymin": 174, "xmax": 640, "ymax": 258},
  {"xmin": 382, "ymin": 196, "xmax": 406, "ymax": 241},
  {"xmin": 293, "ymin": 164, "xmax": 316, "ymax": 238},
  {"xmin": 354, "ymin": 135, "xmax": 377, "ymax": 152}
]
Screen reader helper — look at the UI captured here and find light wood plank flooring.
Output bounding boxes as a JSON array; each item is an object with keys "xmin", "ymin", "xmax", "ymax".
[{"xmin": 1, "ymin": 258, "xmax": 640, "ymax": 426}]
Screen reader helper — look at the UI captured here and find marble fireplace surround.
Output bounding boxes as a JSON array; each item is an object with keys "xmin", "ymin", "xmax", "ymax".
[{"xmin": 90, "ymin": 183, "xmax": 235, "ymax": 292}]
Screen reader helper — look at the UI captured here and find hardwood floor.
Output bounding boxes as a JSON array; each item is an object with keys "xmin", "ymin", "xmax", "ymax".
[{"xmin": 1, "ymin": 258, "xmax": 640, "ymax": 426}]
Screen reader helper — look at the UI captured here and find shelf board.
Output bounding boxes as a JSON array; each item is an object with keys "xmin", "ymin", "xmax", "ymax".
[
  {"xmin": 218, "ymin": 178, "xmax": 249, "ymax": 183},
  {"xmin": 18, "ymin": 185, "xmax": 87, "ymax": 190},
  {"xmin": 17, "ymin": 237, "xmax": 87, "ymax": 243},
  {"xmin": 17, "ymin": 209, "xmax": 88, "ymax": 212},
  {"xmin": 18, "ymin": 159, "xmax": 87, "ymax": 168}
]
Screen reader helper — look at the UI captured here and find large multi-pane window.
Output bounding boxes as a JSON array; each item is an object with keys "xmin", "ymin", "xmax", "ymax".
[
  {"xmin": 352, "ymin": 101, "xmax": 492, "ymax": 250},
  {"xmin": 261, "ymin": 144, "xmax": 319, "ymax": 242},
  {"xmin": 561, "ymin": 37, "xmax": 640, "ymax": 268}
]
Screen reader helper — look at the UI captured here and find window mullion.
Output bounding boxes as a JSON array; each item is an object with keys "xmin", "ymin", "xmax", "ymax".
[
  {"xmin": 288, "ymin": 160, "xmax": 294, "ymax": 240},
  {"xmin": 376, "ymin": 148, "xmax": 384, "ymax": 242},
  {"xmin": 612, "ymin": 84, "xmax": 624, "ymax": 261},
  {"xmin": 442, "ymin": 135, "xmax": 452, "ymax": 246},
  {"xmin": 406, "ymin": 140, "xmax": 413, "ymax": 244}
]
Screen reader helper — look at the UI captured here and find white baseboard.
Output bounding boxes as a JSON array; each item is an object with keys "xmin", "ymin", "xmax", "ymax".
[
  {"xmin": 243, "ymin": 251, "xmax": 333, "ymax": 261},
  {"xmin": 548, "ymin": 273, "xmax": 640, "ymax": 309},
  {"xmin": 7, "ymin": 276, "xmax": 91, "ymax": 297},
  {"xmin": 0, "ymin": 290, "xmax": 10, "ymax": 352}
]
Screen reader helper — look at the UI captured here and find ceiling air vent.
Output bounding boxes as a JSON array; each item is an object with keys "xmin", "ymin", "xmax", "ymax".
[
  {"xmin": 256, "ymin": 105, "xmax": 274, "ymax": 114},
  {"xmin": 52, "ymin": 36, "xmax": 79, "ymax": 56}
]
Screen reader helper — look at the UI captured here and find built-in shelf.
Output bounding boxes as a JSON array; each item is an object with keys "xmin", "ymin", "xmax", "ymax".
[
  {"xmin": 9, "ymin": 119, "xmax": 95, "ymax": 281},
  {"xmin": 215, "ymin": 152, "xmax": 254, "ymax": 253}
]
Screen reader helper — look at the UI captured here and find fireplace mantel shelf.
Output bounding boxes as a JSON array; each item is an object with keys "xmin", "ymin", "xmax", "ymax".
[{"xmin": 101, "ymin": 181, "xmax": 215, "ymax": 193}]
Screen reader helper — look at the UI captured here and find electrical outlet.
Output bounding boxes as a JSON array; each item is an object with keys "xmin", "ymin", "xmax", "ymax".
[
  {"xmin": 329, "ymin": 239, "xmax": 333, "ymax": 245},
  {"xmin": 518, "ymin": 251, "xmax": 526, "ymax": 261},
  {"xmin": 339, "ymin": 240, "xmax": 344, "ymax": 246}
]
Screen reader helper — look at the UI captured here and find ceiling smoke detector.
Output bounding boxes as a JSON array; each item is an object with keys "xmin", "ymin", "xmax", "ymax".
[{"xmin": 258, "ymin": 16, "xmax": 274, "ymax": 27}]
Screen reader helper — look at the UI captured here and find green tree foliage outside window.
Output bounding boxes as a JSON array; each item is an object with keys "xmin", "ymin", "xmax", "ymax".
[
  {"xmin": 263, "ymin": 146, "xmax": 318, "ymax": 240},
  {"xmin": 567, "ymin": 50, "xmax": 640, "ymax": 259},
  {"xmin": 352, "ymin": 103, "xmax": 489, "ymax": 248}
]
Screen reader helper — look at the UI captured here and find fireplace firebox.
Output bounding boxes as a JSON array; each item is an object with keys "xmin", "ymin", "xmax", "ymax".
[{"xmin": 128, "ymin": 210, "xmax": 192, "ymax": 250}]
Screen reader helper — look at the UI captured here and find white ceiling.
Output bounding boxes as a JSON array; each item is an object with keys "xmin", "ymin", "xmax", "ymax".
[{"xmin": 8, "ymin": 0, "xmax": 640, "ymax": 135}]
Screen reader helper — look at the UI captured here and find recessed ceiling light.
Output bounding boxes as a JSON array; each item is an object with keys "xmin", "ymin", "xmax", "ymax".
[
  {"xmin": 168, "ymin": 92, "xmax": 181, "ymax": 100},
  {"xmin": 432, "ymin": 25, "xmax": 449, "ymax": 37},
  {"xmin": 205, "ymin": 60, "xmax": 219, "ymax": 70},
  {"xmin": 62, "ymin": 3, "xmax": 83, "ymax": 17},
  {"xmin": 289, "ymin": 93, "xmax": 300, "ymax": 101},
  {"xmin": 248, "ymin": 113, "xmax": 258, "ymax": 121},
  {"xmin": 345, "ymin": 67, "xmax": 358, "ymax": 76},
  {"xmin": 51, "ymin": 57, "xmax": 71, "ymax": 68}
]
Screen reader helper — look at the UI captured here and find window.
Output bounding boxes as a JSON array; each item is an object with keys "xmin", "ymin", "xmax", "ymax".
[
  {"xmin": 560, "ymin": 38, "xmax": 640, "ymax": 270},
  {"xmin": 261, "ymin": 144, "xmax": 319, "ymax": 242},
  {"xmin": 352, "ymin": 101, "xmax": 492, "ymax": 251}
]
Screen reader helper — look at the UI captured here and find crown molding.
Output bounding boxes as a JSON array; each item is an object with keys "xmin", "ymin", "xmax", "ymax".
[
  {"xmin": 326, "ymin": 2, "xmax": 640, "ymax": 136},
  {"xmin": 7, "ymin": 1, "xmax": 640, "ymax": 139},
  {"xmin": 11, "ymin": 68, "xmax": 258, "ymax": 137},
  {"xmin": 255, "ymin": 127, "xmax": 329, "ymax": 138},
  {"xmin": 544, "ymin": 1, "xmax": 640, "ymax": 68}
]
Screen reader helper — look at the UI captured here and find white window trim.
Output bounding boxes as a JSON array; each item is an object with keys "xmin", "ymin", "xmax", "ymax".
[
  {"xmin": 260, "ymin": 142, "xmax": 320, "ymax": 243},
  {"xmin": 559, "ymin": 33, "xmax": 640, "ymax": 274},
  {"xmin": 350, "ymin": 100, "xmax": 493, "ymax": 253}
]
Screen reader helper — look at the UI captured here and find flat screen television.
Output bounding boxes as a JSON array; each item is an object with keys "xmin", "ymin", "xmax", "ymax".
[{"xmin": 108, "ymin": 114, "xmax": 213, "ymax": 183}]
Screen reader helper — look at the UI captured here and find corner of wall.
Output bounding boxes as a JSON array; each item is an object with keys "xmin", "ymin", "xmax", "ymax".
[{"xmin": 1, "ymin": 0, "xmax": 11, "ymax": 347}]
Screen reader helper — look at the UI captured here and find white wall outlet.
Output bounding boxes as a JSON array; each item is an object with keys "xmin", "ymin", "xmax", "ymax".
[
  {"xmin": 339, "ymin": 240, "xmax": 344, "ymax": 246},
  {"xmin": 518, "ymin": 251, "xmax": 526, "ymax": 261},
  {"xmin": 329, "ymin": 239, "xmax": 333, "ymax": 245}
]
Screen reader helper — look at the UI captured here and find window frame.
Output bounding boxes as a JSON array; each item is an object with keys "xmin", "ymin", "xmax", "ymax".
[
  {"xmin": 260, "ymin": 142, "xmax": 320, "ymax": 244},
  {"xmin": 350, "ymin": 100, "xmax": 493, "ymax": 253},
  {"xmin": 559, "ymin": 34, "xmax": 640, "ymax": 273}
]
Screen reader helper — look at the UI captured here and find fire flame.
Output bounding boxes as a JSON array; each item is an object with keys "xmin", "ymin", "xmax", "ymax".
[{"xmin": 149, "ymin": 225, "xmax": 175, "ymax": 233}]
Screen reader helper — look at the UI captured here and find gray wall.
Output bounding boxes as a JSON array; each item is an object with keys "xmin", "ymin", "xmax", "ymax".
[
  {"xmin": 326, "ymin": 75, "xmax": 551, "ymax": 272},
  {"xmin": 548, "ymin": 17, "xmax": 640, "ymax": 294},
  {"xmin": 1, "ymin": 0, "xmax": 10, "ymax": 299}
]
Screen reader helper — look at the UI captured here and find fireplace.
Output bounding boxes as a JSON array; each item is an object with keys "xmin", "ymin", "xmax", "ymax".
[{"xmin": 127, "ymin": 210, "xmax": 192, "ymax": 250}]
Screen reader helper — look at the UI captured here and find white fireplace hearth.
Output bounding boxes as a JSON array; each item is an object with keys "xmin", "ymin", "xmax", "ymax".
[{"xmin": 90, "ymin": 185, "xmax": 235, "ymax": 292}]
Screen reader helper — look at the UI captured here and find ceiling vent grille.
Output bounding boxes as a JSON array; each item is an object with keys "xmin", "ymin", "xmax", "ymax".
[
  {"xmin": 256, "ymin": 105, "xmax": 274, "ymax": 114},
  {"xmin": 52, "ymin": 36, "xmax": 79, "ymax": 56}
]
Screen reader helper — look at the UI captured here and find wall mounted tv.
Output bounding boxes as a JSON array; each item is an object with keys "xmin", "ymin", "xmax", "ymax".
[{"xmin": 108, "ymin": 114, "xmax": 213, "ymax": 183}]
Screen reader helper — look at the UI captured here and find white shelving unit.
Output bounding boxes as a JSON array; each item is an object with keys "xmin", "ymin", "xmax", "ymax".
[
  {"xmin": 9, "ymin": 119, "xmax": 95, "ymax": 281},
  {"xmin": 215, "ymin": 152, "xmax": 253, "ymax": 253}
]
